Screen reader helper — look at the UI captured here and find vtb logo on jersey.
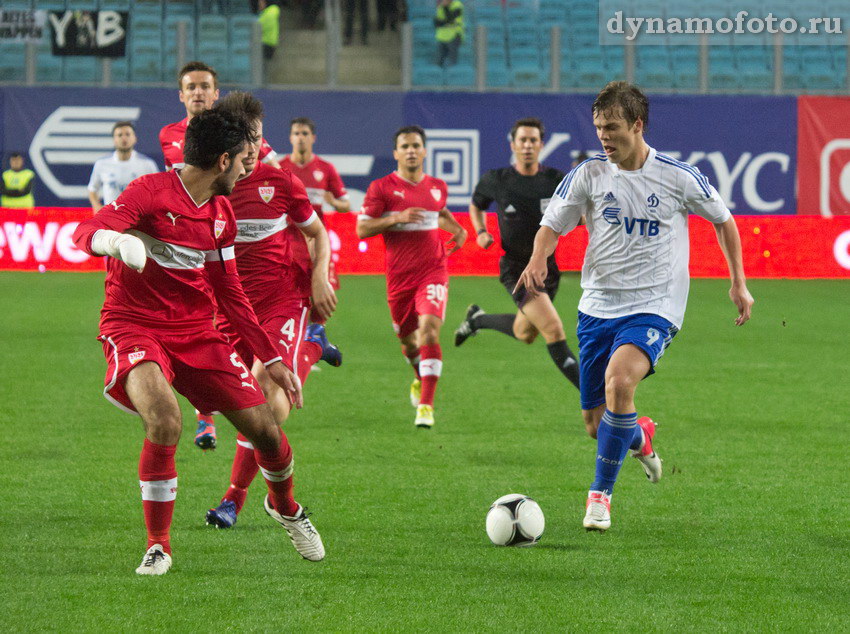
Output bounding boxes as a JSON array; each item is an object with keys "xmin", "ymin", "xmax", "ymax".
[
  {"xmin": 430, "ymin": 188, "xmax": 441, "ymax": 202},
  {"xmin": 214, "ymin": 212, "xmax": 226, "ymax": 238},
  {"xmin": 603, "ymin": 207, "xmax": 621, "ymax": 225},
  {"xmin": 259, "ymin": 185, "xmax": 275, "ymax": 203}
]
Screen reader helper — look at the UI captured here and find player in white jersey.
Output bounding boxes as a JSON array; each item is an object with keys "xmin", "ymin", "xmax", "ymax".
[
  {"xmin": 516, "ymin": 81, "xmax": 754, "ymax": 532},
  {"xmin": 87, "ymin": 121, "xmax": 158, "ymax": 211}
]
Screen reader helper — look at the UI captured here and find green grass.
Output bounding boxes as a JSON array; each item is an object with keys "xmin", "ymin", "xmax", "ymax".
[{"xmin": 1, "ymin": 272, "xmax": 848, "ymax": 631}]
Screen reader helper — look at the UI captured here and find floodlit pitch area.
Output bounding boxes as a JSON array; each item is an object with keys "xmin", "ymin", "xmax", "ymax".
[{"xmin": 1, "ymin": 273, "xmax": 847, "ymax": 629}]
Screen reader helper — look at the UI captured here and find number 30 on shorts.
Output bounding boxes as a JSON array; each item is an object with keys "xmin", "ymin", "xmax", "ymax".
[{"xmin": 426, "ymin": 283, "xmax": 447, "ymax": 307}]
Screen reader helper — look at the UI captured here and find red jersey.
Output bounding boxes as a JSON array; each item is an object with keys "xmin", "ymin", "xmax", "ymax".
[
  {"xmin": 279, "ymin": 155, "xmax": 347, "ymax": 218},
  {"xmin": 73, "ymin": 171, "xmax": 281, "ymax": 365},
  {"xmin": 361, "ymin": 172, "xmax": 449, "ymax": 291},
  {"xmin": 159, "ymin": 118, "xmax": 277, "ymax": 170},
  {"xmin": 228, "ymin": 162, "xmax": 318, "ymax": 315}
]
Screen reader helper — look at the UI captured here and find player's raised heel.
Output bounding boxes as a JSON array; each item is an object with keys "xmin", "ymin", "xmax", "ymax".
[
  {"xmin": 415, "ymin": 404, "xmax": 434, "ymax": 428},
  {"xmin": 454, "ymin": 304, "xmax": 484, "ymax": 347},
  {"xmin": 583, "ymin": 490, "xmax": 611, "ymax": 532},
  {"xmin": 632, "ymin": 416, "xmax": 662, "ymax": 483},
  {"xmin": 135, "ymin": 544, "xmax": 172, "ymax": 576},
  {"xmin": 205, "ymin": 500, "xmax": 238, "ymax": 529},
  {"xmin": 263, "ymin": 496, "xmax": 325, "ymax": 561},
  {"xmin": 409, "ymin": 378, "xmax": 422, "ymax": 407},
  {"xmin": 194, "ymin": 417, "xmax": 217, "ymax": 451},
  {"xmin": 305, "ymin": 324, "xmax": 342, "ymax": 367}
]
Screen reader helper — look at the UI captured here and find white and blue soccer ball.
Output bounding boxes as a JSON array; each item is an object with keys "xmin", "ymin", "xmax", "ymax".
[{"xmin": 486, "ymin": 494, "xmax": 545, "ymax": 547}]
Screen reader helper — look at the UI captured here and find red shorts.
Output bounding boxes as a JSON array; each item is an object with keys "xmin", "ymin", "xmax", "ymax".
[
  {"xmin": 99, "ymin": 325, "xmax": 266, "ymax": 416},
  {"xmin": 225, "ymin": 298, "xmax": 312, "ymax": 374},
  {"xmin": 387, "ymin": 279, "xmax": 449, "ymax": 339}
]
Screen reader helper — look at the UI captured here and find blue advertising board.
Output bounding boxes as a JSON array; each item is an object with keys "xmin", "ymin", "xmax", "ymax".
[{"xmin": 0, "ymin": 87, "xmax": 797, "ymax": 214}]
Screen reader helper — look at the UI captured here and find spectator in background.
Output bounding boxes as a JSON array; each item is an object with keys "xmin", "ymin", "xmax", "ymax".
[
  {"xmin": 1, "ymin": 153, "xmax": 36, "ymax": 208},
  {"xmin": 88, "ymin": 121, "xmax": 158, "ymax": 212},
  {"xmin": 377, "ymin": 0, "xmax": 399, "ymax": 32},
  {"xmin": 258, "ymin": 0, "xmax": 281, "ymax": 61},
  {"xmin": 435, "ymin": 0, "xmax": 464, "ymax": 68},
  {"xmin": 343, "ymin": 0, "xmax": 369, "ymax": 46}
]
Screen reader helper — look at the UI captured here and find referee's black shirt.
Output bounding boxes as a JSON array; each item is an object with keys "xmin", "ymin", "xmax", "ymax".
[{"xmin": 471, "ymin": 165, "xmax": 566, "ymax": 263}]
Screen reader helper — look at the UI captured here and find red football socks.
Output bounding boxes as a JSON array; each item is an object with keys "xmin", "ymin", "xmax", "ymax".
[
  {"xmin": 138, "ymin": 439, "xmax": 178, "ymax": 555},
  {"xmin": 419, "ymin": 343, "xmax": 443, "ymax": 407},
  {"xmin": 298, "ymin": 341, "xmax": 323, "ymax": 386},
  {"xmin": 254, "ymin": 434, "xmax": 299, "ymax": 517},
  {"xmin": 222, "ymin": 433, "xmax": 260, "ymax": 513}
]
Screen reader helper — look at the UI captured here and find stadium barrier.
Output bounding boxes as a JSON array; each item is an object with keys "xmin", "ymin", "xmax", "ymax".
[{"xmin": 2, "ymin": 208, "xmax": 849, "ymax": 278}]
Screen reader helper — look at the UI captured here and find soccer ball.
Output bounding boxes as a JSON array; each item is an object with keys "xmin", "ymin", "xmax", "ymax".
[{"xmin": 485, "ymin": 494, "xmax": 545, "ymax": 547}]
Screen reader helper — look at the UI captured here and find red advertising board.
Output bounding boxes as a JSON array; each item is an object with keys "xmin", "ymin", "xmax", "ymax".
[
  {"xmin": 797, "ymin": 96, "xmax": 850, "ymax": 216},
  {"xmin": 0, "ymin": 207, "xmax": 101, "ymax": 271},
  {"xmin": 2, "ymin": 208, "xmax": 849, "ymax": 278}
]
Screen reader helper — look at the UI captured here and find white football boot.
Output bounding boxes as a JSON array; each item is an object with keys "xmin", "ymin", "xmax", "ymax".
[
  {"xmin": 632, "ymin": 416, "xmax": 662, "ymax": 483},
  {"xmin": 135, "ymin": 544, "xmax": 172, "ymax": 576},
  {"xmin": 583, "ymin": 490, "xmax": 612, "ymax": 532},
  {"xmin": 264, "ymin": 496, "xmax": 325, "ymax": 561}
]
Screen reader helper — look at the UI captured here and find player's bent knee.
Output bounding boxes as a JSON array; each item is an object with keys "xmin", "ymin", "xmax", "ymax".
[{"xmin": 605, "ymin": 373, "xmax": 638, "ymax": 403}]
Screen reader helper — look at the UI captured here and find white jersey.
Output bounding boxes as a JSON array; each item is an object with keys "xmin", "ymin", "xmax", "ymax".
[
  {"xmin": 542, "ymin": 146, "xmax": 731, "ymax": 328},
  {"xmin": 88, "ymin": 151, "xmax": 159, "ymax": 205}
]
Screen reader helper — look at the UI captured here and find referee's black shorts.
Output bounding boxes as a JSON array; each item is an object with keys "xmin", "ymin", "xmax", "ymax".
[{"xmin": 499, "ymin": 256, "xmax": 561, "ymax": 307}]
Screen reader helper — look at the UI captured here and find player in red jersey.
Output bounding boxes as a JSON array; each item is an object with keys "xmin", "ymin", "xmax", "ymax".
[
  {"xmin": 356, "ymin": 125, "xmax": 467, "ymax": 428},
  {"xmin": 159, "ymin": 61, "xmax": 282, "ymax": 449},
  {"xmin": 159, "ymin": 61, "xmax": 281, "ymax": 172},
  {"xmin": 203, "ymin": 92, "xmax": 342, "ymax": 530},
  {"xmin": 73, "ymin": 109, "xmax": 325, "ymax": 575},
  {"xmin": 280, "ymin": 116, "xmax": 350, "ymax": 297}
]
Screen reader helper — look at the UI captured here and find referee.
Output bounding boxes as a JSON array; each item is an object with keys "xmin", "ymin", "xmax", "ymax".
[{"xmin": 454, "ymin": 117, "xmax": 579, "ymax": 389}]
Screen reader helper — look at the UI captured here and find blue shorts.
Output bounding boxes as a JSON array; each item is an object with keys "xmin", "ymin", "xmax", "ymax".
[{"xmin": 576, "ymin": 311, "xmax": 679, "ymax": 411}]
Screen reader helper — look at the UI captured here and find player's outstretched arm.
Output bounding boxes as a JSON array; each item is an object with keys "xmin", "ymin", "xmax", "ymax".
[
  {"xmin": 356, "ymin": 207, "xmax": 425, "ymax": 238},
  {"xmin": 468, "ymin": 203, "xmax": 494, "ymax": 249},
  {"xmin": 438, "ymin": 207, "xmax": 468, "ymax": 254},
  {"xmin": 513, "ymin": 226, "xmax": 559, "ymax": 299},
  {"xmin": 713, "ymin": 216, "xmax": 753, "ymax": 326},
  {"xmin": 300, "ymin": 219, "xmax": 337, "ymax": 321}
]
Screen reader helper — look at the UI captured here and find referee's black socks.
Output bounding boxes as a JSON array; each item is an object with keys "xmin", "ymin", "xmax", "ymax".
[
  {"xmin": 473, "ymin": 313, "xmax": 517, "ymax": 338},
  {"xmin": 547, "ymin": 340, "xmax": 580, "ymax": 389}
]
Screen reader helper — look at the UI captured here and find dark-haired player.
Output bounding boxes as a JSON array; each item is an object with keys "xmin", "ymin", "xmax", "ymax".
[
  {"xmin": 281, "ymin": 116, "xmax": 350, "ymax": 296},
  {"xmin": 454, "ymin": 117, "xmax": 579, "ymax": 391},
  {"xmin": 356, "ymin": 125, "xmax": 467, "ymax": 428},
  {"xmin": 515, "ymin": 81, "xmax": 753, "ymax": 532},
  {"xmin": 158, "ymin": 61, "xmax": 281, "ymax": 449},
  {"xmin": 73, "ymin": 109, "xmax": 324, "ymax": 575},
  {"xmin": 203, "ymin": 92, "xmax": 341, "ymax": 531}
]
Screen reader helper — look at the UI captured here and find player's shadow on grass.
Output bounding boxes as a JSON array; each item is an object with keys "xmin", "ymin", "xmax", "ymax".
[{"xmin": 534, "ymin": 543, "xmax": 580, "ymax": 552}]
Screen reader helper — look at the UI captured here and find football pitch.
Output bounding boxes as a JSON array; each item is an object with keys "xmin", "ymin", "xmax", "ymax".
[{"xmin": 1, "ymin": 272, "xmax": 848, "ymax": 631}]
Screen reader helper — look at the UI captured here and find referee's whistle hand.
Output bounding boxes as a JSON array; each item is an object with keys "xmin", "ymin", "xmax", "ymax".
[{"xmin": 476, "ymin": 232, "xmax": 494, "ymax": 249}]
